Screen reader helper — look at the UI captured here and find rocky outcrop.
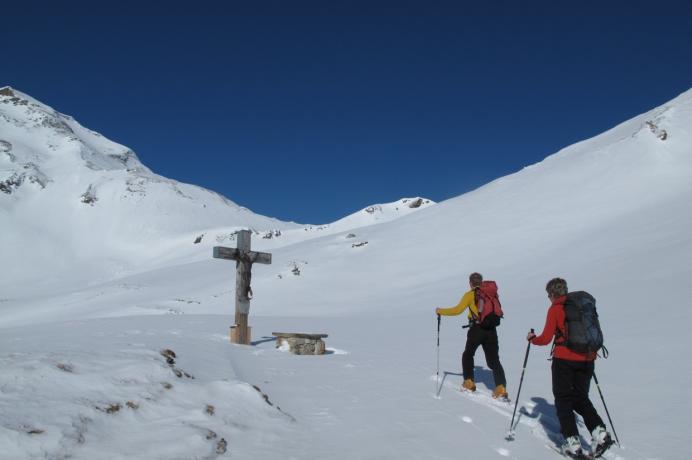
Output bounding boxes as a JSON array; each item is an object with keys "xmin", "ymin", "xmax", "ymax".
[
  {"xmin": 0, "ymin": 140, "xmax": 12, "ymax": 158},
  {"xmin": 0, "ymin": 87, "xmax": 15, "ymax": 97},
  {"xmin": 645, "ymin": 120, "xmax": 668, "ymax": 140},
  {"xmin": 0, "ymin": 87, "xmax": 28, "ymax": 106},
  {"xmin": 262, "ymin": 229, "xmax": 282, "ymax": 239},
  {"xmin": 80, "ymin": 185, "xmax": 98, "ymax": 205},
  {"xmin": 0, "ymin": 163, "xmax": 49, "ymax": 194},
  {"xmin": 406, "ymin": 198, "xmax": 427, "ymax": 208}
]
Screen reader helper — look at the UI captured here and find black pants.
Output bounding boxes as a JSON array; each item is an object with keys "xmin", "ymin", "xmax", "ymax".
[
  {"xmin": 461, "ymin": 324, "xmax": 506, "ymax": 387},
  {"xmin": 552, "ymin": 358, "xmax": 605, "ymax": 438}
]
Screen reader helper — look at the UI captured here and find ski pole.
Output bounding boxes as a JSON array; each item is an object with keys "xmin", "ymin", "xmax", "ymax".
[
  {"xmin": 507, "ymin": 329, "xmax": 533, "ymax": 438},
  {"xmin": 436, "ymin": 314, "xmax": 441, "ymax": 393},
  {"xmin": 593, "ymin": 371, "xmax": 620, "ymax": 446}
]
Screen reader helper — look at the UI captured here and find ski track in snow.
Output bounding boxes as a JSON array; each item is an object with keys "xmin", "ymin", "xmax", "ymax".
[{"xmin": 432, "ymin": 373, "xmax": 631, "ymax": 460}]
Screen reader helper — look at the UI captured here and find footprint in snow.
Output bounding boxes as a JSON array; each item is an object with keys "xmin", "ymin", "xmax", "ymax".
[{"xmin": 495, "ymin": 447, "xmax": 510, "ymax": 456}]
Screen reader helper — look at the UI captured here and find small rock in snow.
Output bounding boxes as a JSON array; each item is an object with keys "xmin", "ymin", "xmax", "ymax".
[{"xmin": 216, "ymin": 438, "xmax": 227, "ymax": 454}]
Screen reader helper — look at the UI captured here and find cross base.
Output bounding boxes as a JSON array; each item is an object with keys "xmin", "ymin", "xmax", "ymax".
[{"xmin": 230, "ymin": 325, "xmax": 252, "ymax": 345}]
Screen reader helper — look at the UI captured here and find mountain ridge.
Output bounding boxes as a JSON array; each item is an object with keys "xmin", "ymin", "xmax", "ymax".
[{"xmin": 0, "ymin": 87, "xmax": 435, "ymax": 290}]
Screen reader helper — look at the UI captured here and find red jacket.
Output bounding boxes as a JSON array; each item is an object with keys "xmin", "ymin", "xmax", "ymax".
[{"xmin": 530, "ymin": 295, "xmax": 597, "ymax": 362}]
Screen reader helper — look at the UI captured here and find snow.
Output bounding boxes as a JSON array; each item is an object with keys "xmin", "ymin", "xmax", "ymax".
[
  {"xmin": 0, "ymin": 316, "xmax": 297, "ymax": 460},
  {"xmin": 1, "ymin": 85, "xmax": 692, "ymax": 459}
]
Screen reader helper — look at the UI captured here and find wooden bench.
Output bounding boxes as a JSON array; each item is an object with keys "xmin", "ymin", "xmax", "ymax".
[{"xmin": 272, "ymin": 332, "xmax": 328, "ymax": 355}]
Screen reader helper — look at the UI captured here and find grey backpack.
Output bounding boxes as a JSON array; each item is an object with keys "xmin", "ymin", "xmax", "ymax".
[{"xmin": 561, "ymin": 291, "xmax": 606, "ymax": 355}]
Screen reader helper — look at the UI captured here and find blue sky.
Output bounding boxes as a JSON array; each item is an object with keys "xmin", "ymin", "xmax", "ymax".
[{"xmin": 4, "ymin": 1, "xmax": 692, "ymax": 223}]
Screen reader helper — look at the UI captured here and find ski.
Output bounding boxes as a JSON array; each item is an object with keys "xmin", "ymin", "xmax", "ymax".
[
  {"xmin": 460, "ymin": 387, "xmax": 511, "ymax": 404},
  {"xmin": 546, "ymin": 443, "xmax": 593, "ymax": 460},
  {"xmin": 545, "ymin": 434, "xmax": 617, "ymax": 459}
]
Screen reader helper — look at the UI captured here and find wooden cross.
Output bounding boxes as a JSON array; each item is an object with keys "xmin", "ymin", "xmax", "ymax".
[{"xmin": 213, "ymin": 230, "xmax": 271, "ymax": 344}]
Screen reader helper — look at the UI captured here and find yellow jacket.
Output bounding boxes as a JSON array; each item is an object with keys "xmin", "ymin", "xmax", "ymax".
[{"xmin": 437, "ymin": 290, "xmax": 479, "ymax": 321}]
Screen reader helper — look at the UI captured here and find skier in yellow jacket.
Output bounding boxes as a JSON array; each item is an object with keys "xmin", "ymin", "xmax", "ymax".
[{"xmin": 436, "ymin": 272, "xmax": 508, "ymax": 399}]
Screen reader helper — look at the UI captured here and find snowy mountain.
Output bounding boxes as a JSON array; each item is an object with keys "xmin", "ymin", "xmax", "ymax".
[
  {"xmin": 1, "ymin": 87, "xmax": 691, "ymax": 460},
  {"xmin": 329, "ymin": 197, "xmax": 435, "ymax": 230},
  {"xmin": 0, "ymin": 86, "xmax": 432, "ymax": 292}
]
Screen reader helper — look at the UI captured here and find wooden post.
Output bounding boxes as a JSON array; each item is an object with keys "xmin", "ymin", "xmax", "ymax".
[{"xmin": 213, "ymin": 230, "xmax": 271, "ymax": 345}]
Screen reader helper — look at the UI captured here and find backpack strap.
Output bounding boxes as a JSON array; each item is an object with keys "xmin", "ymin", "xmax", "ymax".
[
  {"xmin": 549, "ymin": 303, "xmax": 566, "ymax": 359},
  {"xmin": 554, "ymin": 302, "xmax": 567, "ymax": 344},
  {"xmin": 471, "ymin": 287, "xmax": 480, "ymax": 321}
]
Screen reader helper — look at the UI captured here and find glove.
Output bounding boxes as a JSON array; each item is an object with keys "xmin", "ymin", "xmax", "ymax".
[{"xmin": 527, "ymin": 330, "xmax": 536, "ymax": 342}]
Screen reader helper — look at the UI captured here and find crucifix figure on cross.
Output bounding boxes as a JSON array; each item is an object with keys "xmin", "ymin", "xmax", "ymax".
[{"xmin": 213, "ymin": 229, "xmax": 272, "ymax": 344}]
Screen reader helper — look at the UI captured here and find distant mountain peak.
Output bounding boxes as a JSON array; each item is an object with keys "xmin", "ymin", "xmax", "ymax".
[{"xmin": 1, "ymin": 89, "xmax": 302, "ymax": 288}]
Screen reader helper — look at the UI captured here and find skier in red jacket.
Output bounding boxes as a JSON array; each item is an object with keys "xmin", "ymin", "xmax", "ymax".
[{"xmin": 527, "ymin": 277, "xmax": 613, "ymax": 459}]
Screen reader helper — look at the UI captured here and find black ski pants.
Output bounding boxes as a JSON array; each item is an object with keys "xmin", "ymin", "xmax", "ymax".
[
  {"xmin": 552, "ymin": 358, "xmax": 605, "ymax": 438},
  {"xmin": 461, "ymin": 324, "xmax": 506, "ymax": 387}
]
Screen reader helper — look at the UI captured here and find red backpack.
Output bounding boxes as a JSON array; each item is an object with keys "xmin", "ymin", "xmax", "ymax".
[{"xmin": 474, "ymin": 281, "xmax": 504, "ymax": 329}]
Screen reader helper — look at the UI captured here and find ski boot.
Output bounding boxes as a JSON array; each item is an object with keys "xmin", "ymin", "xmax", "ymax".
[
  {"xmin": 492, "ymin": 384, "xmax": 508, "ymax": 400},
  {"xmin": 462, "ymin": 378, "xmax": 476, "ymax": 392},
  {"xmin": 591, "ymin": 425, "xmax": 614, "ymax": 458},
  {"xmin": 562, "ymin": 436, "xmax": 589, "ymax": 459}
]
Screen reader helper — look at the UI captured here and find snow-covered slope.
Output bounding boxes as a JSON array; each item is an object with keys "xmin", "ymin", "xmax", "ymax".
[
  {"xmin": 328, "ymin": 197, "xmax": 435, "ymax": 229},
  {"xmin": 238, "ymin": 88, "xmax": 692, "ymax": 321},
  {"xmin": 195, "ymin": 197, "xmax": 436, "ymax": 259},
  {"xmin": 1, "ymin": 87, "xmax": 691, "ymax": 460},
  {"xmin": 0, "ymin": 86, "xmax": 306, "ymax": 290},
  {"xmin": 0, "ymin": 87, "xmax": 433, "ymax": 293}
]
